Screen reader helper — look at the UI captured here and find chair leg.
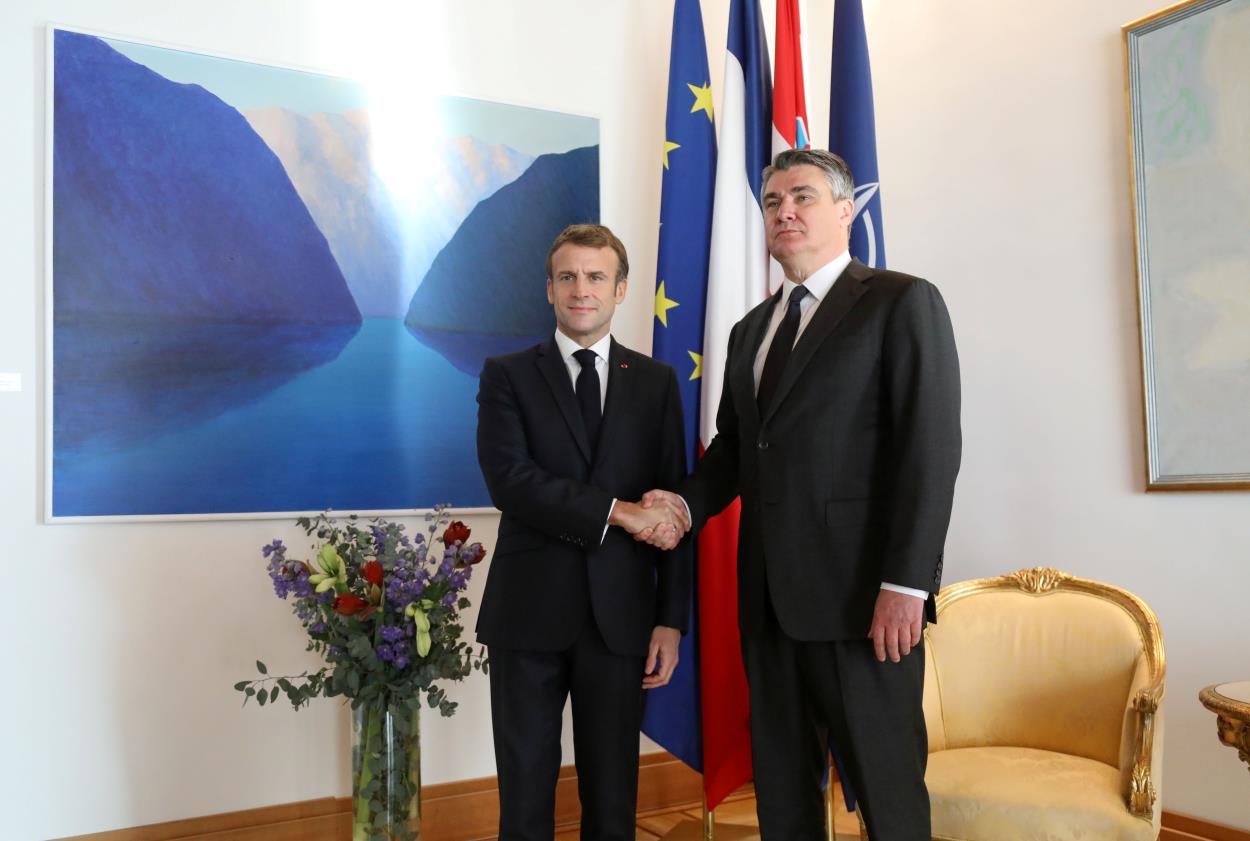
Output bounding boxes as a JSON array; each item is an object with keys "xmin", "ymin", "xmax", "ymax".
[{"xmin": 857, "ymin": 811, "xmax": 868, "ymax": 840}]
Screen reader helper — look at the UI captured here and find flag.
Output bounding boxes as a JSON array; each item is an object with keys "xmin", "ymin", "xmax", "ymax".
[
  {"xmin": 772, "ymin": 0, "xmax": 810, "ymax": 153},
  {"xmin": 829, "ymin": 0, "xmax": 887, "ymax": 268},
  {"xmin": 697, "ymin": 0, "xmax": 773, "ymax": 810},
  {"xmin": 768, "ymin": 0, "xmax": 810, "ymax": 292},
  {"xmin": 812, "ymin": 0, "xmax": 887, "ymax": 812},
  {"xmin": 641, "ymin": 0, "xmax": 717, "ymax": 772}
]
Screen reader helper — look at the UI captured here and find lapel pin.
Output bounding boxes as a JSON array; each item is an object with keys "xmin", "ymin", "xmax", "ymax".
[{"xmin": 620, "ymin": 362, "xmax": 629, "ymax": 369}]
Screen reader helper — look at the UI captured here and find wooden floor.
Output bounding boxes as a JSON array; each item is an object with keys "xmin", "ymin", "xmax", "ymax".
[{"xmin": 552, "ymin": 784, "xmax": 861, "ymax": 840}]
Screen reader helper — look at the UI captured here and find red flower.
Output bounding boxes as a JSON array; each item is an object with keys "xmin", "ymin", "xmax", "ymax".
[
  {"xmin": 361, "ymin": 560, "xmax": 384, "ymax": 585},
  {"xmin": 443, "ymin": 521, "xmax": 471, "ymax": 546},
  {"xmin": 464, "ymin": 542, "xmax": 487, "ymax": 565},
  {"xmin": 333, "ymin": 594, "xmax": 369, "ymax": 616}
]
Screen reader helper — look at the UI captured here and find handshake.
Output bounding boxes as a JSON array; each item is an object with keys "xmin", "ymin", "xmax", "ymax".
[{"xmin": 608, "ymin": 490, "xmax": 690, "ymax": 551}]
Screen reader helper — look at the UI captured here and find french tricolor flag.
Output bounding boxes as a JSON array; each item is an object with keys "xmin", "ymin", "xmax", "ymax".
[{"xmin": 697, "ymin": 0, "xmax": 773, "ymax": 811}]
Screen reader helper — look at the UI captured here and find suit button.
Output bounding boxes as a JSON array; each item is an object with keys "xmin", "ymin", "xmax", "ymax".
[{"xmin": 757, "ymin": 439, "xmax": 769, "ymax": 450}]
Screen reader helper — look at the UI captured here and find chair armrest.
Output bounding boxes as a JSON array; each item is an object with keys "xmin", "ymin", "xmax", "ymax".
[{"xmin": 1120, "ymin": 654, "xmax": 1165, "ymax": 818}]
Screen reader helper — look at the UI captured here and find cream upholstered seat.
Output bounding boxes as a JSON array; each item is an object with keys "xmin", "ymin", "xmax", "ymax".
[{"xmin": 912, "ymin": 567, "xmax": 1165, "ymax": 841}]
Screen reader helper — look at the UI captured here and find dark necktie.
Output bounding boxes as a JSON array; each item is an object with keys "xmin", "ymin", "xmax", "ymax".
[
  {"xmin": 757, "ymin": 285, "xmax": 810, "ymax": 414},
  {"xmin": 573, "ymin": 348, "xmax": 602, "ymax": 450}
]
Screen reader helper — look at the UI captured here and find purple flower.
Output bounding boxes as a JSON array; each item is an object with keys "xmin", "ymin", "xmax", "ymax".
[
  {"xmin": 393, "ymin": 655, "xmax": 410, "ymax": 669},
  {"xmin": 309, "ymin": 621, "xmax": 328, "ymax": 635},
  {"xmin": 442, "ymin": 592, "xmax": 456, "ymax": 606},
  {"xmin": 271, "ymin": 577, "xmax": 291, "ymax": 599},
  {"xmin": 380, "ymin": 625, "xmax": 404, "ymax": 643},
  {"xmin": 376, "ymin": 644, "xmax": 394, "ymax": 662}
]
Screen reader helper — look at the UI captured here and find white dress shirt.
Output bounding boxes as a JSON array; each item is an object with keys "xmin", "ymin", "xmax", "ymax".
[{"xmin": 751, "ymin": 253, "xmax": 927, "ymax": 602}]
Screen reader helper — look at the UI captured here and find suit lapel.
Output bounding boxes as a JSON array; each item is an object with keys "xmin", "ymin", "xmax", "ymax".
[
  {"xmin": 731, "ymin": 292, "xmax": 781, "ymax": 429},
  {"xmin": 591, "ymin": 338, "xmax": 629, "ymax": 472},
  {"xmin": 536, "ymin": 337, "xmax": 593, "ymax": 464},
  {"xmin": 761, "ymin": 259, "xmax": 871, "ymax": 425}
]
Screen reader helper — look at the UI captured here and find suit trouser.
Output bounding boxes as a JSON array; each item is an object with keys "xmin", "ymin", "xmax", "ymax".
[
  {"xmin": 488, "ymin": 620, "xmax": 646, "ymax": 841},
  {"xmin": 741, "ymin": 604, "xmax": 930, "ymax": 841}
]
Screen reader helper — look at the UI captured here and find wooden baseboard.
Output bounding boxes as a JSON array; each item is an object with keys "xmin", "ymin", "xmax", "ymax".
[
  {"xmin": 51, "ymin": 751, "xmax": 707, "ymax": 841},
  {"xmin": 51, "ymin": 796, "xmax": 351, "ymax": 841},
  {"xmin": 51, "ymin": 753, "xmax": 1247, "ymax": 841},
  {"xmin": 1162, "ymin": 811, "xmax": 1250, "ymax": 841}
]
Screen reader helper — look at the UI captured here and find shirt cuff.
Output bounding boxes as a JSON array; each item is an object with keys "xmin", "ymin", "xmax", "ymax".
[
  {"xmin": 677, "ymin": 495, "xmax": 691, "ymax": 527},
  {"xmin": 601, "ymin": 499, "xmax": 616, "ymax": 545},
  {"xmin": 881, "ymin": 582, "xmax": 928, "ymax": 600}
]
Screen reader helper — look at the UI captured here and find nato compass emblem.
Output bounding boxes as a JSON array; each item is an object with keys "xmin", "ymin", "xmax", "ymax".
[{"xmin": 853, "ymin": 181, "xmax": 883, "ymax": 268}]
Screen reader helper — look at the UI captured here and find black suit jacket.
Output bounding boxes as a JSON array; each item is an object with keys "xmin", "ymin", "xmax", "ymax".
[
  {"xmin": 475, "ymin": 336, "xmax": 691, "ymax": 657},
  {"xmin": 679, "ymin": 259, "xmax": 961, "ymax": 641}
]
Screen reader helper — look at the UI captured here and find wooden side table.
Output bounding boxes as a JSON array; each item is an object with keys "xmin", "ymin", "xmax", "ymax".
[{"xmin": 1199, "ymin": 682, "xmax": 1250, "ymax": 775}]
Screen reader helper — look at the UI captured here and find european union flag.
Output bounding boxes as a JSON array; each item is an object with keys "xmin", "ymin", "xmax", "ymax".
[{"xmin": 640, "ymin": 0, "xmax": 716, "ymax": 773}]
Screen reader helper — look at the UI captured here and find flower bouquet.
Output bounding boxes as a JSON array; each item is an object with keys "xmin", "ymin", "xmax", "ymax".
[{"xmin": 235, "ymin": 506, "xmax": 488, "ymax": 841}]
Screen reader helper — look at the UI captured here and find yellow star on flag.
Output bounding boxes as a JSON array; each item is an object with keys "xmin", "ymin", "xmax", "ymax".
[
  {"xmin": 688, "ymin": 82, "xmax": 714, "ymax": 122},
  {"xmin": 687, "ymin": 350, "xmax": 703, "ymax": 381},
  {"xmin": 655, "ymin": 281, "xmax": 680, "ymax": 327},
  {"xmin": 662, "ymin": 140, "xmax": 681, "ymax": 170}
]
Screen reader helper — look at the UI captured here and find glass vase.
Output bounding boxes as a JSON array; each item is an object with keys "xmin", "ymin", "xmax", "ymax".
[{"xmin": 351, "ymin": 697, "xmax": 421, "ymax": 841}]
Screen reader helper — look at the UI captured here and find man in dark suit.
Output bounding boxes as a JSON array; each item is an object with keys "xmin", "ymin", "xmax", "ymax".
[
  {"xmin": 475, "ymin": 224, "xmax": 692, "ymax": 841},
  {"xmin": 643, "ymin": 149, "xmax": 961, "ymax": 840}
]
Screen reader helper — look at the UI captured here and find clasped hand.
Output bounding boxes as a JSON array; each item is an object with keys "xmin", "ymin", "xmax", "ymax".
[{"xmin": 608, "ymin": 490, "xmax": 690, "ymax": 550}]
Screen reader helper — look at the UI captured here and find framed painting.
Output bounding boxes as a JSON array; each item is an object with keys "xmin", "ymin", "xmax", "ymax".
[
  {"xmin": 1123, "ymin": 0, "xmax": 1250, "ymax": 490},
  {"xmin": 46, "ymin": 26, "xmax": 600, "ymax": 520}
]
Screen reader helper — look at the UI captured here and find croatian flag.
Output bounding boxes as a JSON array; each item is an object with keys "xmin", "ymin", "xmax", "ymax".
[
  {"xmin": 769, "ymin": 0, "xmax": 810, "ymax": 293},
  {"xmin": 697, "ymin": 0, "xmax": 773, "ymax": 810},
  {"xmin": 641, "ymin": 0, "xmax": 716, "ymax": 772},
  {"xmin": 830, "ymin": 0, "xmax": 887, "ymax": 268},
  {"xmin": 772, "ymin": 0, "xmax": 810, "ymax": 154}
]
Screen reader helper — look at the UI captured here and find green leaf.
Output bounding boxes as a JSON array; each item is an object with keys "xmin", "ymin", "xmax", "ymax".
[
  {"xmin": 234, "ymin": 681, "xmax": 250, "ymax": 691},
  {"xmin": 245, "ymin": 687, "xmax": 256, "ymax": 697},
  {"xmin": 256, "ymin": 660, "xmax": 268, "ymax": 675},
  {"xmin": 257, "ymin": 690, "xmax": 267, "ymax": 707}
]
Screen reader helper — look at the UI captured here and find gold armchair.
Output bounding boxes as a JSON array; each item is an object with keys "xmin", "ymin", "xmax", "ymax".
[{"xmin": 916, "ymin": 567, "xmax": 1165, "ymax": 841}]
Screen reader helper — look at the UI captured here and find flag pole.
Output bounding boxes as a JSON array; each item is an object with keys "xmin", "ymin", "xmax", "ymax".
[
  {"xmin": 702, "ymin": 792, "xmax": 715, "ymax": 841},
  {"xmin": 824, "ymin": 770, "xmax": 835, "ymax": 841}
]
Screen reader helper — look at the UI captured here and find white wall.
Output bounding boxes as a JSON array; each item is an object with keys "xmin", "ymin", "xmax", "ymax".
[{"xmin": 1, "ymin": 0, "xmax": 1246, "ymax": 838}]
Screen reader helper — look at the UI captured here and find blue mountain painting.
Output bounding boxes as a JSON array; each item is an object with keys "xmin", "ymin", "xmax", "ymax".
[
  {"xmin": 50, "ymin": 29, "xmax": 594, "ymax": 518},
  {"xmin": 404, "ymin": 145, "xmax": 599, "ymax": 375}
]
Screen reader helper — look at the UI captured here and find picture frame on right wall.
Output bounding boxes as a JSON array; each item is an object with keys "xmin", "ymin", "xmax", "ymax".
[{"xmin": 1123, "ymin": 0, "xmax": 1250, "ymax": 491}]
